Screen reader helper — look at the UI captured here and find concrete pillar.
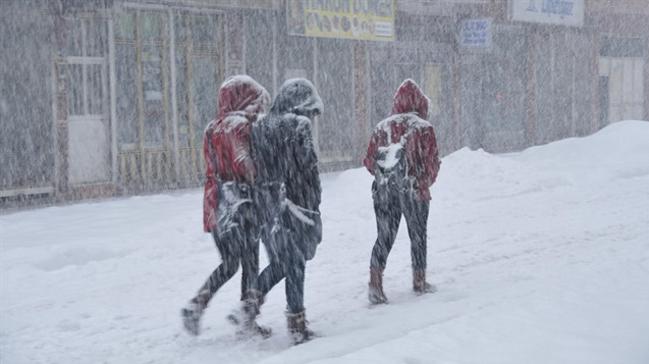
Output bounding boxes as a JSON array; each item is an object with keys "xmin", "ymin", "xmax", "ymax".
[
  {"xmin": 645, "ymin": 37, "xmax": 649, "ymax": 121},
  {"xmin": 591, "ymin": 31, "xmax": 601, "ymax": 132},
  {"xmin": 525, "ymin": 26, "xmax": 538, "ymax": 146},
  {"xmin": 353, "ymin": 42, "xmax": 369, "ymax": 162},
  {"xmin": 452, "ymin": 51, "xmax": 462, "ymax": 150}
]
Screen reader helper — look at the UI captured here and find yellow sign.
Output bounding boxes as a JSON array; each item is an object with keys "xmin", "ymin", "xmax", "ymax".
[{"xmin": 287, "ymin": 0, "xmax": 395, "ymax": 41}]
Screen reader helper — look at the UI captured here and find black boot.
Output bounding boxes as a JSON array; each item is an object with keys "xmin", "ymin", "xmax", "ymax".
[{"xmin": 286, "ymin": 310, "xmax": 314, "ymax": 345}]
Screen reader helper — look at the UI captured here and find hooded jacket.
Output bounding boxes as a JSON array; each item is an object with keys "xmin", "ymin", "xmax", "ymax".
[
  {"xmin": 363, "ymin": 79, "xmax": 441, "ymax": 201},
  {"xmin": 203, "ymin": 75, "xmax": 270, "ymax": 233},
  {"xmin": 252, "ymin": 78, "xmax": 324, "ymax": 260}
]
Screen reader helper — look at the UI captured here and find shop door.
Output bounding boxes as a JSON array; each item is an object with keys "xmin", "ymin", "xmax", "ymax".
[
  {"xmin": 481, "ymin": 32, "xmax": 527, "ymax": 152},
  {"xmin": 600, "ymin": 57, "xmax": 644, "ymax": 123},
  {"xmin": 59, "ymin": 17, "xmax": 111, "ymax": 185},
  {"xmin": 114, "ymin": 9, "xmax": 172, "ymax": 189},
  {"xmin": 64, "ymin": 59, "xmax": 110, "ymax": 184}
]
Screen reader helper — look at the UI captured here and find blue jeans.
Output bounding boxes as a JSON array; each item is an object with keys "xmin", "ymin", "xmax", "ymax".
[{"xmin": 257, "ymin": 228, "xmax": 307, "ymax": 314}]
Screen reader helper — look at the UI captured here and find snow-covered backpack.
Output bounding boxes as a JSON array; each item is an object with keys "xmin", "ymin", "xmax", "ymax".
[
  {"xmin": 374, "ymin": 142, "xmax": 408, "ymax": 191},
  {"xmin": 215, "ymin": 181, "xmax": 256, "ymax": 241}
]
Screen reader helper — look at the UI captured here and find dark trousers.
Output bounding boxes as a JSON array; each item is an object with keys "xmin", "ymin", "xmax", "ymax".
[
  {"xmin": 257, "ymin": 240, "xmax": 306, "ymax": 314},
  {"xmin": 370, "ymin": 183, "xmax": 430, "ymax": 271},
  {"xmin": 192, "ymin": 228, "xmax": 259, "ymax": 307}
]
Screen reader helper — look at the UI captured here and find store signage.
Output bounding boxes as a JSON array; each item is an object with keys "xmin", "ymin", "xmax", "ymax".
[
  {"xmin": 459, "ymin": 18, "xmax": 492, "ymax": 49},
  {"xmin": 399, "ymin": 0, "xmax": 488, "ymax": 15},
  {"xmin": 510, "ymin": 0, "xmax": 584, "ymax": 27},
  {"xmin": 287, "ymin": 0, "xmax": 395, "ymax": 41}
]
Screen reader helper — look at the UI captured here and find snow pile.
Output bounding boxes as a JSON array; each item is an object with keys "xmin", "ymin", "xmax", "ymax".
[{"xmin": 1, "ymin": 121, "xmax": 648, "ymax": 363}]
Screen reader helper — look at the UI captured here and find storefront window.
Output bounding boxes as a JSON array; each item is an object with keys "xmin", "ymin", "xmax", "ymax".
[
  {"xmin": 64, "ymin": 18, "xmax": 83, "ymax": 56},
  {"xmin": 66, "ymin": 64, "xmax": 84, "ymax": 116},
  {"xmin": 115, "ymin": 12, "xmax": 135, "ymax": 41},
  {"xmin": 174, "ymin": 12, "xmax": 222, "ymax": 148},
  {"xmin": 87, "ymin": 64, "xmax": 104, "ymax": 115},
  {"xmin": 141, "ymin": 43, "xmax": 165, "ymax": 146},
  {"xmin": 62, "ymin": 17, "xmax": 107, "ymax": 118},
  {"xmin": 115, "ymin": 9, "xmax": 170, "ymax": 149},
  {"xmin": 191, "ymin": 15, "xmax": 218, "ymax": 45},
  {"xmin": 190, "ymin": 55, "xmax": 218, "ymax": 141},
  {"xmin": 141, "ymin": 12, "xmax": 165, "ymax": 41},
  {"xmin": 171, "ymin": 10, "xmax": 223, "ymax": 183},
  {"xmin": 116, "ymin": 43, "xmax": 137, "ymax": 145}
]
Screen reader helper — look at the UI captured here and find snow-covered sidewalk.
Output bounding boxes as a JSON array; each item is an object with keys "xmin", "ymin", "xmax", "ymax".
[{"xmin": 2, "ymin": 121, "xmax": 648, "ymax": 364}]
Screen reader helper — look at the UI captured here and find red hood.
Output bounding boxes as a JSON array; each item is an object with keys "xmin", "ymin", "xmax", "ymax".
[
  {"xmin": 217, "ymin": 75, "xmax": 270, "ymax": 120},
  {"xmin": 391, "ymin": 79, "xmax": 429, "ymax": 119}
]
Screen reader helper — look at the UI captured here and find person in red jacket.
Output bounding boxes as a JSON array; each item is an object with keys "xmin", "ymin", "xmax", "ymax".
[
  {"xmin": 182, "ymin": 75, "xmax": 270, "ymax": 336},
  {"xmin": 363, "ymin": 79, "xmax": 441, "ymax": 304}
]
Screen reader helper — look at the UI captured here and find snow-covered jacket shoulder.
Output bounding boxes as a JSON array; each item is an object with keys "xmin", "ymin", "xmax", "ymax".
[
  {"xmin": 363, "ymin": 79, "xmax": 441, "ymax": 201},
  {"xmin": 253, "ymin": 78, "xmax": 322, "ymax": 205},
  {"xmin": 203, "ymin": 76, "xmax": 270, "ymax": 233}
]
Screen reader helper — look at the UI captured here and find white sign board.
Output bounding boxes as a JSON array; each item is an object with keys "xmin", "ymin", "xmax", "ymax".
[
  {"xmin": 460, "ymin": 18, "xmax": 492, "ymax": 49},
  {"xmin": 399, "ymin": 0, "xmax": 488, "ymax": 15},
  {"xmin": 510, "ymin": 0, "xmax": 584, "ymax": 27}
]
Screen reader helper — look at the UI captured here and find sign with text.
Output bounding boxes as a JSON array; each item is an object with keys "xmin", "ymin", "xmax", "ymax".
[
  {"xmin": 287, "ymin": 0, "xmax": 395, "ymax": 41},
  {"xmin": 510, "ymin": 0, "xmax": 584, "ymax": 27},
  {"xmin": 459, "ymin": 18, "xmax": 492, "ymax": 49}
]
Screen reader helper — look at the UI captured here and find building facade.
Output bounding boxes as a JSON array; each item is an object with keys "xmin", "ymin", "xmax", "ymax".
[{"xmin": 1, "ymin": 0, "xmax": 648, "ymax": 206}]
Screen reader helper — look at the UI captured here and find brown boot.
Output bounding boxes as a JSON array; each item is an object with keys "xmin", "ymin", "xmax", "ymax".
[
  {"xmin": 181, "ymin": 289, "xmax": 210, "ymax": 336},
  {"xmin": 228, "ymin": 289, "xmax": 272, "ymax": 338},
  {"xmin": 413, "ymin": 270, "xmax": 437, "ymax": 295},
  {"xmin": 368, "ymin": 267, "xmax": 388, "ymax": 304},
  {"xmin": 286, "ymin": 310, "xmax": 314, "ymax": 345}
]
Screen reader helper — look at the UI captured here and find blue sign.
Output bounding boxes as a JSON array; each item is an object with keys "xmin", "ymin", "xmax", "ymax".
[
  {"xmin": 511, "ymin": 0, "xmax": 584, "ymax": 27},
  {"xmin": 460, "ymin": 18, "xmax": 492, "ymax": 49}
]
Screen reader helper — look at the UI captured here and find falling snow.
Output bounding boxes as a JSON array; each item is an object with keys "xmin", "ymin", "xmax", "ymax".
[{"xmin": 2, "ymin": 1, "xmax": 649, "ymax": 363}]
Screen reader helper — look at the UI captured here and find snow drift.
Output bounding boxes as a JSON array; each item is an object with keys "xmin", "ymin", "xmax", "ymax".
[{"xmin": 1, "ymin": 121, "xmax": 648, "ymax": 363}]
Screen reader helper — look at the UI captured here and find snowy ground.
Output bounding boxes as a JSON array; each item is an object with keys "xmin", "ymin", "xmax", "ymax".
[{"xmin": 2, "ymin": 120, "xmax": 649, "ymax": 364}]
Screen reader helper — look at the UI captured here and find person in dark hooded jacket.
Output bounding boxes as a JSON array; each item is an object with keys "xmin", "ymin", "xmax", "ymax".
[
  {"xmin": 181, "ymin": 75, "xmax": 271, "ymax": 337},
  {"xmin": 363, "ymin": 79, "xmax": 441, "ymax": 305},
  {"xmin": 250, "ymin": 78, "xmax": 323, "ymax": 344}
]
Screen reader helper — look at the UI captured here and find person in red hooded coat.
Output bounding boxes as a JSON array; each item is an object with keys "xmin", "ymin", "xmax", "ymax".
[
  {"xmin": 182, "ymin": 75, "xmax": 270, "ymax": 337},
  {"xmin": 363, "ymin": 79, "xmax": 441, "ymax": 304}
]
